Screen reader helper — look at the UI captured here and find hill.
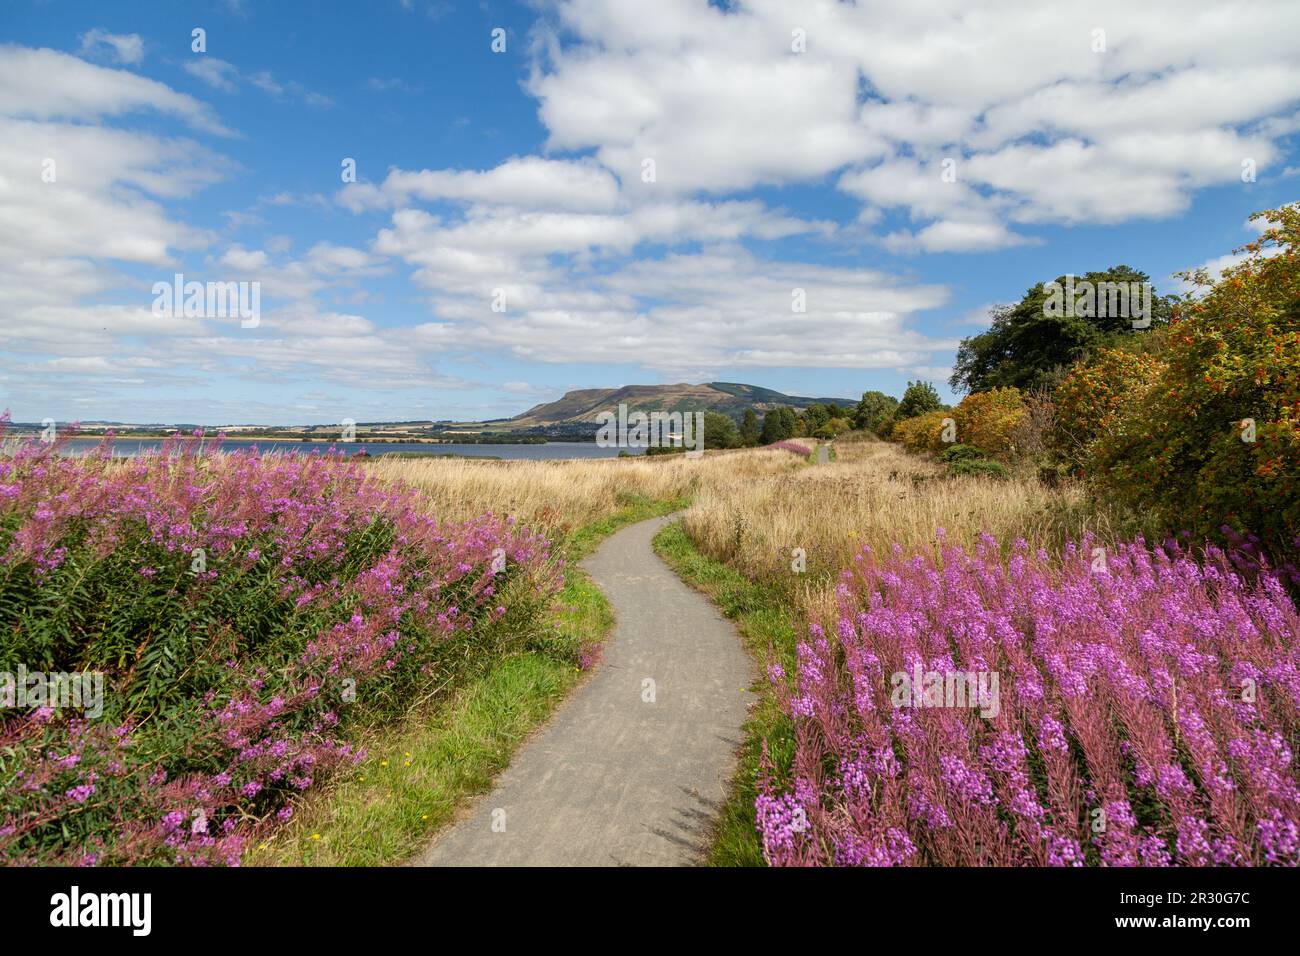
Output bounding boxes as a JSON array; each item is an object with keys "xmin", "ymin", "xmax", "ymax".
[{"xmin": 508, "ymin": 382, "xmax": 853, "ymax": 427}]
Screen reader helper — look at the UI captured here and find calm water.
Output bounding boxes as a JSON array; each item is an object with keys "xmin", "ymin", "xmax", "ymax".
[{"xmin": 45, "ymin": 438, "xmax": 640, "ymax": 460}]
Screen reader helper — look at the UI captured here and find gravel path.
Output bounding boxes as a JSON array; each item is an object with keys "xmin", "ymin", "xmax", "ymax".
[{"xmin": 413, "ymin": 515, "xmax": 754, "ymax": 866}]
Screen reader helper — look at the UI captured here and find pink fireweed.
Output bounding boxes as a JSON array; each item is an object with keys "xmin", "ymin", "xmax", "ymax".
[
  {"xmin": 759, "ymin": 531, "xmax": 1300, "ymax": 866},
  {"xmin": 766, "ymin": 440, "xmax": 812, "ymax": 457},
  {"xmin": 0, "ymin": 419, "xmax": 557, "ymax": 865}
]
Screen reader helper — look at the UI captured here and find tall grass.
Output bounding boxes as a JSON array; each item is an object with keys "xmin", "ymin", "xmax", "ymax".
[
  {"xmin": 368, "ymin": 448, "xmax": 805, "ymax": 537},
  {"xmin": 681, "ymin": 439, "xmax": 1156, "ymax": 623}
]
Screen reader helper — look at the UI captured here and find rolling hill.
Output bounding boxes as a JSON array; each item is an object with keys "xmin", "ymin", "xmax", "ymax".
[{"xmin": 507, "ymin": 382, "xmax": 855, "ymax": 427}]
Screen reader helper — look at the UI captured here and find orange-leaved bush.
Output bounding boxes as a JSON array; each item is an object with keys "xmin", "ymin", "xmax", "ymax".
[
  {"xmin": 1052, "ymin": 348, "xmax": 1167, "ymax": 472},
  {"xmin": 1090, "ymin": 204, "xmax": 1300, "ymax": 566},
  {"xmin": 892, "ymin": 409, "xmax": 950, "ymax": 455},
  {"xmin": 952, "ymin": 387, "xmax": 1026, "ymax": 456}
]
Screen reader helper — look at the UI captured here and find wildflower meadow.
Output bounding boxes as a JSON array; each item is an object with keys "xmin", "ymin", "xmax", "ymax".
[
  {"xmin": 759, "ymin": 532, "xmax": 1300, "ymax": 866},
  {"xmin": 0, "ymin": 421, "xmax": 557, "ymax": 864}
]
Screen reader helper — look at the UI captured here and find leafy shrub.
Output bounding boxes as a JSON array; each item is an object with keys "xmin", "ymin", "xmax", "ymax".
[
  {"xmin": 1052, "ymin": 348, "xmax": 1166, "ymax": 472},
  {"xmin": 953, "ymin": 387, "xmax": 1027, "ymax": 456},
  {"xmin": 936, "ymin": 443, "xmax": 988, "ymax": 463},
  {"xmin": 1088, "ymin": 205, "xmax": 1300, "ymax": 567},
  {"xmin": 892, "ymin": 410, "xmax": 950, "ymax": 455},
  {"xmin": 946, "ymin": 459, "xmax": 1009, "ymax": 479},
  {"xmin": 0, "ymin": 430, "xmax": 557, "ymax": 865},
  {"xmin": 758, "ymin": 533, "xmax": 1300, "ymax": 866}
]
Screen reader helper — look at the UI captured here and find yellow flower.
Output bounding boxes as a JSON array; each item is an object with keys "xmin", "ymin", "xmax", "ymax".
[
  {"xmin": 380, "ymin": 760, "xmax": 389, "ymax": 767},
  {"xmin": 311, "ymin": 833, "xmax": 321, "ymax": 841},
  {"xmin": 258, "ymin": 843, "xmax": 268, "ymax": 850}
]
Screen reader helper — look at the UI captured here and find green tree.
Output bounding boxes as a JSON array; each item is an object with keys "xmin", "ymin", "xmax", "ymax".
[
  {"xmin": 896, "ymin": 381, "xmax": 943, "ymax": 420},
  {"xmin": 701, "ymin": 411, "xmax": 738, "ymax": 450},
  {"xmin": 739, "ymin": 408, "xmax": 760, "ymax": 446},
  {"xmin": 950, "ymin": 266, "xmax": 1175, "ymax": 394},
  {"xmin": 853, "ymin": 390, "xmax": 898, "ymax": 432},
  {"xmin": 759, "ymin": 406, "xmax": 797, "ymax": 444},
  {"xmin": 801, "ymin": 403, "xmax": 832, "ymax": 435}
]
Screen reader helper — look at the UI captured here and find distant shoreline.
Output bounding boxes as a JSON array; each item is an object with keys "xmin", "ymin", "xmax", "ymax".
[{"xmin": 38, "ymin": 435, "xmax": 596, "ymax": 446}]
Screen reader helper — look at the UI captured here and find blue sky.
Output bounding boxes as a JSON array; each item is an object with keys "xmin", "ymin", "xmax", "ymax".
[{"xmin": 2, "ymin": 0, "xmax": 1298, "ymax": 425}]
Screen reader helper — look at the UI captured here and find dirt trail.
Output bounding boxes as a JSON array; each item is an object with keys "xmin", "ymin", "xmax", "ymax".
[{"xmin": 413, "ymin": 515, "xmax": 753, "ymax": 866}]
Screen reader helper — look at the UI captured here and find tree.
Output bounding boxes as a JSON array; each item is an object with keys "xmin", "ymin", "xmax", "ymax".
[
  {"xmin": 801, "ymin": 403, "xmax": 832, "ymax": 435},
  {"xmin": 739, "ymin": 408, "xmax": 760, "ymax": 446},
  {"xmin": 759, "ymin": 406, "xmax": 797, "ymax": 444},
  {"xmin": 702, "ymin": 411, "xmax": 738, "ymax": 450},
  {"xmin": 896, "ymin": 381, "xmax": 943, "ymax": 420},
  {"xmin": 950, "ymin": 266, "xmax": 1176, "ymax": 394},
  {"xmin": 853, "ymin": 390, "xmax": 898, "ymax": 432}
]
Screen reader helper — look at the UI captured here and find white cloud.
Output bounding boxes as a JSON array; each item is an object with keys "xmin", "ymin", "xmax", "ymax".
[
  {"xmin": 528, "ymin": 0, "xmax": 1300, "ymax": 241},
  {"xmin": 78, "ymin": 29, "xmax": 144, "ymax": 66},
  {"xmin": 398, "ymin": 244, "xmax": 956, "ymax": 372},
  {"xmin": 356, "ymin": 156, "xmax": 623, "ymax": 212},
  {"xmin": 184, "ymin": 57, "xmax": 240, "ymax": 93},
  {"xmin": 184, "ymin": 56, "xmax": 331, "ymax": 107},
  {"xmin": 0, "ymin": 45, "xmax": 231, "ymax": 134}
]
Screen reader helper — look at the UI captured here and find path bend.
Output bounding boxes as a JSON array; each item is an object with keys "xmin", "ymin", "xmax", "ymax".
[{"xmin": 413, "ymin": 514, "xmax": 754, "ymax": 867}]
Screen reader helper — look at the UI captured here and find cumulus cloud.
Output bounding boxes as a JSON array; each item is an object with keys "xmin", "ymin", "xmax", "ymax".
[
  {"xmin": 0, "ymin": 47, "xmax": 420, "ymax": 415},
  {"xmin": 529, "ymin": 0, "xmax": 1300, "ymax": 247},
  {"xmin": 397, "ymin": 243, "xmax": 955, "ymax": 373},
  {"xmin": 7, "ymin": 1, "xmax": 1300, "ymax": 420}
]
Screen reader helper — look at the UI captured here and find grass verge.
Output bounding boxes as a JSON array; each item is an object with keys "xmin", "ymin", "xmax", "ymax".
[
  {"xmin": 248, "ymin": 495, "xmax": 683, "ymax": 866},
  {"xmin": 652, "ymin": 520, "xmax": 797, "ymax": 867}
]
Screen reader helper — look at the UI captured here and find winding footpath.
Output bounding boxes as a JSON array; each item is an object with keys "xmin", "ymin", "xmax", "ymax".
[{"xmin": 414, "ymin": 515, "xmax": 754, "ymax": 867}]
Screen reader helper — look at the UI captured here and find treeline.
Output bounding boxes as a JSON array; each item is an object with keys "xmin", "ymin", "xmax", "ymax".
[
  {"xmin": 870, "ymin": 204, "xmax": 1299, "ymax": 569},
  {"xmin": 642, "ymin": 403, "xmax": 857, "ymax": 454}
]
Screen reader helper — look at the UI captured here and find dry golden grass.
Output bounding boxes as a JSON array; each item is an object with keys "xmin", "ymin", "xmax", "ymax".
[
  {"xmin": 678, "ymin": 439, "xmax": 1149, "ymax": 624},
  {"xmin": 368, "ymin": 448, "xmax": 806, "ymax": 538},
  {"xmin": 374, "ymin": 439, "xmax": 1145, "ymax": 626}
]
